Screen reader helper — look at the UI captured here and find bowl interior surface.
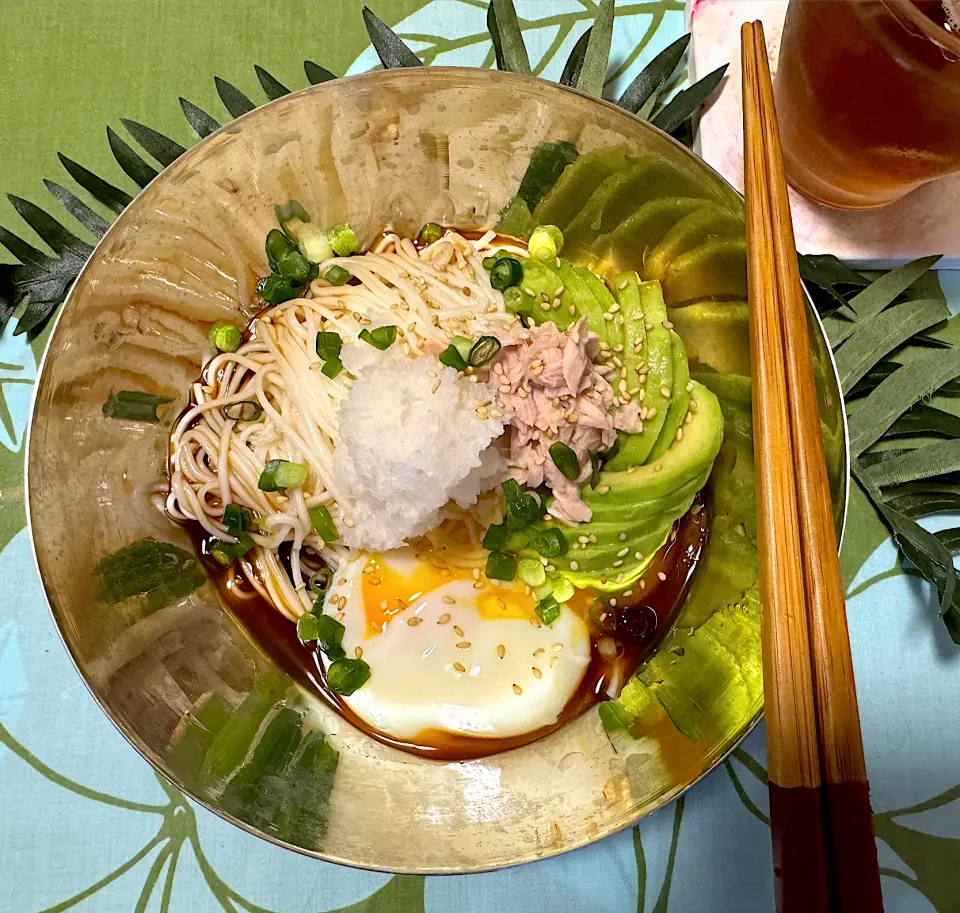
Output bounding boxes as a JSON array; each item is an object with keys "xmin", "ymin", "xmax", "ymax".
[{"xmin": 27, "ymin": 68, "xmax": 846, "ymax": 872}]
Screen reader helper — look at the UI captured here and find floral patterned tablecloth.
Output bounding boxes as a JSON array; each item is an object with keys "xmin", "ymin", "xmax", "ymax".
[{"xmin": 1, "ymin": 3, "xmax": 957, "ymax": 911}]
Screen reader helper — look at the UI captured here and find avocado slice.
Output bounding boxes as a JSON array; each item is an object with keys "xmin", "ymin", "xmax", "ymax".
[
  {"xmin": 647, "ymin": 330, "xmax": 691, "ymax": 462},
  {"xmin": 574, "ymin": 266, "xmax": 622, "ymax": 347},
  {"xmin": 605, "ymin": 280, "xmax": 673, "ymax": 471},
  {"xmin": 554, "ymin": 381, "xmax": 724, "ymax": 591},
  {"xmin": 562, "ymin": 163, "xmax": 706, "ymax": 259},
  {"xmin": 496, "ymin": 197, "xmax": 536, "ymax": 239},
  {"xmin": 667, "ymin": 301, "xmax": 750, "ymax": 376},
  {"xmin": 662, "ymin": 237, "xmax": 748, "ymax": 304},
  {"xmin": 612, "ymin": 271, "xmax": 646, "ymax": 403},
  {"xmin": 601, "ymin": 197, "xmax": 707, "ymax": 273},
  {"xmin": 514, "ymin": 258, "xmax": 578, "ymax": 332},
  {"xmin": 644, "ymin": 205, "xmax": 744, "ymax": 281},
  {"xmin": 532, "ymin": 147, "xmax": 635, "ymax": 230}
]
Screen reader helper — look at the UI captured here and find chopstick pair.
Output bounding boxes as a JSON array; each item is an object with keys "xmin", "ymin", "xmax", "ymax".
[{"xmin": 740, "ymin": 22, "xmax": 884, "ymax": 913}]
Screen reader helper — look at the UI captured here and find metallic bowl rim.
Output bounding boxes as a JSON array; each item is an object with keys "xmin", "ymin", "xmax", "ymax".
[{"xmin": 25, "ymin": 65, "xmax": 850, "ymax": 874}]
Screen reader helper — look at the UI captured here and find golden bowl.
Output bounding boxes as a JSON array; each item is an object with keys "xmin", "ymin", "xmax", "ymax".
[{"xmin": 26, "ymin": 68, "xmax": 847, "ymax": 872}]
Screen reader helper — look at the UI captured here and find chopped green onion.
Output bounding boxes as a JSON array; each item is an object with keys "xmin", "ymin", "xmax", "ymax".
[
  {"xmin": 296, "ymin": 224, "xmax": 333, "ymax": 263},
  {"xmin": 481, "ymin": 523, "xmax": 508, "ymax": 552},
  {"xmin": 551, "ymin": 576, "xmax": 575, "ymax": 603},
  {"xmin": 529, "ymin": 224, "xmax": 564, "ymax": 261},
  {"xmin": 274, "ymin": 200, "xmax": 311, "ymax": 235},
  {"xmin": 221, "ymin": 400, "xmax": 263, "ymax": 422},
  {"xmin": 327, "ymin": 223, "xmax": 359, "ymax": 257},
  {"xmin": 324, "ymin": 265, "xmax": 351, "ymax": 286},
  {"xmin": 517, "ymin": 558, "xmax": 547, "ymax": 587},
  {"xmin": 320, "ymin": 357, "xmax": 343, "ymax": 379},
  {"xmin": 309, "ymin": 567, "xmax": 333, "ymax": 594},
  {"xmin": 549, "ymin": 441, "xmax": 580, "ymax": 481},
  {"xmin": 485, "ymin": 551, "xmax": 517, "ymax": 582},
  {"xmin": 101, "ymin": 390, "xmax": 173, "ymax": 424},
  {"xmin": 502, "ymin": 286, "xmax": 531, "ymax": 316},
  {"xmin": 533, "ymin": 527, "xmax": 568, "ymax": 558},
  {"xmin": 222, "ymin": 504, "xmax": 252, "ymax": 537},
  {"xmin": 450, "ymin": 335, "xmax": 473, "ymax": 360},
  {"xmin": 439, "ymin": 344, "xmax": 468, "ymax": 371},
  {"xmin": 489, "ymin": 257, "xmax": 523, "ymax": 291},
  {"xmin": 534, "ymin": 580, "xmax": 554, "ymax": 601},
  {"xmin": 535, "ymin": 594, "xmax": 561, "ymax": 626},
  {"xmin": 308, "ymin": 505, "xmax": 339, "ymax": 542},
  {"xmin": 326, "ymin": 657, "xmax": 370, "ymax": 695},
  {"xmin": 257, "ymin": 273, "xmax": 302, "ymax": 304},
  {"xmin": 266, "ymin": 228, "xmax": 297, "ymax": 271},
  {"xmin": 505, "ymin": 529, "xmax": 532, "ymax": 552},
  {"xmin": 502, "ymin": 478, "xmax": 540, "ymax": 530},
  {"xmin": 468, "ymin": 336, "xmax": 502, "ymax": 367},
  {"xmin": 258, "ymin": 459, "xmax": 308, "ymax": 492},
  {"xmin": 314, "ymin": 614, "xmax": 346, "ymax": 660},
  {"xmin": 359, "ymin": 325, "xmax": 398, "ymax": 350},
  {"xmin": 418, "ymin": 222, "xmax": 444, "ymax": 245},
  {"xmin": 482, "ymin": 250, "xmax": 513, "ymax": 269},
  {"xmin": 297, "ymin": 612, "xmax": 321, "ymax": 642},
  {"xmin": 316, "ymin": 331, "xmax": 343, "ymax": 360},
  {"xmin": 209, "ymin": 321, "xmax": 242, "ymax": 353},
  {"xmin": 209, "ymin": 531, "xmax": 254, "ymax": 567}
]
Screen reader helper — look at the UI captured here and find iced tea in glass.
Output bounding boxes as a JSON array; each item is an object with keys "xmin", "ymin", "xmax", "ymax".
[{"xmin": 775, "ymin": 0, "xmax": 960, "ymax": 209}]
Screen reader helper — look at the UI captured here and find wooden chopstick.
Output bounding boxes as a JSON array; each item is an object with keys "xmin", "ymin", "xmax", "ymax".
[
  {"xmin": 741, "ymin": 22, "xmax": 883, "ymax": 913},
  {"xmin": 741, "ymin": 23, "xmax": 831, "ymax": 913},
  {"xmin": 746, "ymin": 23, "xmax": 886, "ymax": 913}
]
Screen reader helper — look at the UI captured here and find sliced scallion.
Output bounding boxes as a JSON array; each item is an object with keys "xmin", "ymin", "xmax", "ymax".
[
  {"xmin": 209, "ymin": 321, "xmax": 242, "ymax": 353},
  {"xmin": 418, "ymin": 222, "xmax": 443, "ymax": 245},
  {"xmin": 502, "ymin": 478, "xmax": 540, "ymax": 530},
  {"xmin": 549, "ymin": 441, "xmax": 580, "ymax": 481},
  {"xmin": 316, "ymin": 331, "xmax": 343, "ymax": 360},
  {"xmin": 297, "ymin": 612, "xmax": 321, "ymax": 642},
  {"xmin": 308, "ymin": 505, "xmax": 339, "ymax": 542},
  {"xmin": 102, "ymin": 390, "xmax": 173, "ymax": 424},
  {"xmin": 529, "ymin": 224, "xmax": 564, "ymax": 261},
  {"xmin": 324, "ymin": 265, "xmax": 351, "ymax": 286},
  {"xmin": 535, "ymin": 594, "xmax": 561, "ymax": 627},
  {"xmin": 327, "ymin": 223, "xmax": 359, "ymax": 257},
  {"xmin": 222, "ymin": 503, "xmax": 252, "ymax": 537},
  {"xmin": 326, "ymin": 657, "xmax": 370, "ymax": 695},
  {"xmin": 314, "ymin": 613, "xmax": 346, "ymax": 660},
  {"xmin": 481, "ymin": 523, "xmax": 508, "ymax": 552},
  {"xmin": 221, "ymin": 400, "xmax": 263, "ymax": 422},
  {"xmin": 309, "ymin": 567, "xmax": 333, "ymax": 594},
  {"xmin": 258, "ymin": 459, "xmax": 308, "ymax": 492},
  {"xmin": 517, "ymin": 558, "xmax": 547, "ymax": 587},
  {"xmin": 439, "ymin": 344, "xmax": 468, "ymax": 371},
  {"xmin": 320, "ymin": 357, "xmax": 343, "ymax": 379},
  {"xmin": 468, "ymin": 336, "xmax": 502, "ymax": 367},
  {"xmin": 485, "ymin": 551, "xmax": 517, "ymax": 582},
  {"xmin": 257, "ymin": 273, "xmax": 301, "ymax": 304},
  {"xmin": 533, "ymin": 527, "xmax": 568, "ymax": 558},
  {"xmin": 359, "ymin": 325, "xmax": 397, "ymax": 350},
  {"xmin": 489, "ymin": 257, "xmax": 523, "ymax": 291}
]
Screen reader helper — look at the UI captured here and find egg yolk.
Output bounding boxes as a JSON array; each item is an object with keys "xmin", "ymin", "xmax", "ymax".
[{"xmin": 359, "ymin": 550, "xmax": 538, "ymax": 636}]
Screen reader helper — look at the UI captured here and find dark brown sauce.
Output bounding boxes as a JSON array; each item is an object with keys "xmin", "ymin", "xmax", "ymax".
[{"xmin": 190, "ymin": 501, "xmax": 708, "ymax": 761}]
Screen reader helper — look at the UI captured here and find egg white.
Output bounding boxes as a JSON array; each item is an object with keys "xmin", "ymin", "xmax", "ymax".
[{"xmin": 321, "ymin": 549, "xmax": 592, "ymax": 742}]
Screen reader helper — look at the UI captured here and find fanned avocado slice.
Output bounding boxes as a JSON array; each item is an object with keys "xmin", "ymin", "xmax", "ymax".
[
  {"xmin": 562, "ymin": 163, "xmax": 706, "ymax": 260},
  {"xmin": 574, "ymin": 266, "xmax": 622, "ymax": 347},
  {"xmin": 553, "ymin": 381, "xmax": 724, "ymax": 591},
  {"xmin": 600, "ymin": 197, "xmax": 707, "ymax": 271},
  {"xmin": 612, "ymin": 271, "xmax": 646, "ymax": 402},
  {"xmin": 605, "ymin": 280, "xmax": 673, "ymax": 471},
  {"xmin": 549, "ymin": 261, "xmax": 611, "ymax": 342},
  {"xmin": 533, "ymin": 147, "xmax": 635, "ymax": 230},
  {"xmin": 662, "ymin": 237, "xmax": 748, "ymax": 304},
  {"xmin": 667, "ymin": 301, "xmax": 750, "ymax": 376},
  {"xmin": 512, "ymin": 258, "xmax": 577, "ymax": 332},
  {"xmin": 648, "ymin": 330, "xmax": 692, "ymax": 462},
  {"xmin": 644, "ymin": 205, "xmax": 744, "ymax": 280}
]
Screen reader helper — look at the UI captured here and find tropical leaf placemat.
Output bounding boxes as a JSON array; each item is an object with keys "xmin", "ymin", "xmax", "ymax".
[{"xmin": 0, "ymin": 2, "xmax": 958, "ymax": 911}]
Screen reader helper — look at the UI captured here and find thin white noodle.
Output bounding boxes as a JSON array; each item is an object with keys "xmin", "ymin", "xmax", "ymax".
[{"xmin": 168, "ymin": 229, "xmax": 520, "ymax": 619}]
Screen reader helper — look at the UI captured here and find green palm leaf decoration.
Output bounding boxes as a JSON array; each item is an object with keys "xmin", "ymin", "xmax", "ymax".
[{"xmin": 0, "ymin": 0, "xmax": 724, "ymax": 342}]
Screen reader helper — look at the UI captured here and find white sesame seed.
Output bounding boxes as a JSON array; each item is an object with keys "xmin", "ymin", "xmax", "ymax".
[
  {"xmin": 454, "ymin": 625, "xmax": 464, "ymax": 636},
  {"xmin": 442, "ymin": 595, "xmax": 456, "ymax": 605},
  {"xmin": 513, "ymin": 684, "xmax": 523, "ymax": 695},
  {"xmin": 454, "ymin": 662, "xmax": 466, "ymax": 673},
  {"xmin": 355, "ymin": 646, "xmax": 364, "ymax": 659},
  {"xmin": 676, "ymin": 428, "xmax": 683, "ymax": 441},
  {"xmin": 456, "ymin": 641, "xmax": 471, "ymax": 649},
  {"xmin": 658, "ymin": 571, "xmax": 667, "ymax": 581},
  {"xmin": 437, "ymin": 613, "xmax": 451, "ymax": 624},
  {"xmin": 661, "ymin": 386, "xmax": 671, "ymax": 398},
  {"xmin": 635, "ymin": 552, "xmax": 644, "ymax": 561},
  {"xmin": 570, "ymin": 560, "xmax": 579, "ymax": 570},
  {"xmin": 613, "ymin": 559, "xmax": 624, "ymax": 568},
  {"xmin": 532, "ymin": 666, "xmax": 543, "ymax": 679},
  {"xmin": 617, "ymin": 547, "xmax": 630, "ymax": 558},
  {"xmin": 497, "ymin": 644, "xmax": 506, "ymax": 659}
]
